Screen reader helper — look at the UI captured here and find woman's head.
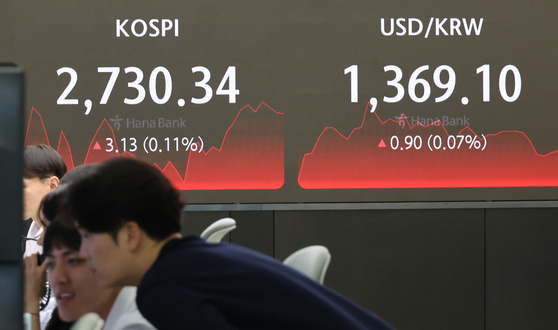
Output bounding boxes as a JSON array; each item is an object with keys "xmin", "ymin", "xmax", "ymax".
[
  {"xmin": 37, "ymin": 164, "xmax": 101, "ymax": 246},
  {"xmin": 43, "ymin": 221, "xmax": 119, "ymax": 322},
  {"xmin": 37, "ymin": 185, "xmax": 70, "ymax": 246}
]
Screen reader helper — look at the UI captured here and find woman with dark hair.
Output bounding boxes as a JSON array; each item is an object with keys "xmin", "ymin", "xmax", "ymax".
[
  {"xmin": 24, "ymin": 164, "xmax": 155, "ymax": 330},
  {"xmin": 42, "ymin": 221, "xmax": 115, "ymax": 330},
  {"xmin": 24, "ymin": 164, "xmax": 97, "ymax": 330}
]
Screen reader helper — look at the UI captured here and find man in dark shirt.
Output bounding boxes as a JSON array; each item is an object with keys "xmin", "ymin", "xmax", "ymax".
[{"xmin": 56, "ymin": 158, "xmax": 394, "ymax": 330}]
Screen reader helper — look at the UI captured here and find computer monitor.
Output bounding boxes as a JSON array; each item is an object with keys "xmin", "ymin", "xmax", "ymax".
[{"xmin": 0, "ymin": 64, "xmax": 24, "ymax": 330}]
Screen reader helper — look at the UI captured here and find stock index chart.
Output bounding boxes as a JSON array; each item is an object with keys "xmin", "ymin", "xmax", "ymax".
[{"xmin": 5, "ymin": 0, "xmax": 558, "ymax": 203}]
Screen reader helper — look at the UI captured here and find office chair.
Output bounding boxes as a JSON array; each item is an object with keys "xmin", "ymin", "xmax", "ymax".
[
  {"xmin": 70, "ymin": 313, "xmax": 104, "ymax": 330},
  {"xmin": 200, "ymin": 217, "xmax": 237, "ymax": 243},
  {"xmin": 283, "ymin": 245, "xmax": 331, "ymax": 284}
]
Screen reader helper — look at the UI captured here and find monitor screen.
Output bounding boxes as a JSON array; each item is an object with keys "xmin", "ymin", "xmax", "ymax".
[
  {"xmin": 0, "ymin": 65, "xmax": 24, "ymax": 330},
  {"xmin": 0, "ymin": 65, "xmax": 24, "ymax": 257},
  {"xmin": 8, "ymin": 1, "xmax": 558, "ymax": 203}
]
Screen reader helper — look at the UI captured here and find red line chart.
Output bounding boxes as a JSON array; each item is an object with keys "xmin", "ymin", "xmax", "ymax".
[
  {"xmin": 298, "ymin": 104, "xmax": 558, "ymax": 189},
  {"xmin": 25, "ymin": 103, "xmax": 284, "ymax": 190}
]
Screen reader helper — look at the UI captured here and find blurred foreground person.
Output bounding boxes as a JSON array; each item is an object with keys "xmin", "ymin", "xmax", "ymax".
[
  {"xmin": 24, "ymin": 164, "xmax": 154, "ymax": 330},
  {"xmin": 60, "ymin": 158, "xmax": 395, "ymax": 330},
  {"xmin": 23, "ymin": 163, "xmax": 96, "ymax": 329},
  {"xmin": 26, "ymin": 190, "xmax": 155, "ymax": 330}
]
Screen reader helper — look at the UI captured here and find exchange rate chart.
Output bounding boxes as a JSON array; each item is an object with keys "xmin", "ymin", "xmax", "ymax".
[{"xmin": 298, "ymin": 104, "xmax": 558, "ymax": 188}]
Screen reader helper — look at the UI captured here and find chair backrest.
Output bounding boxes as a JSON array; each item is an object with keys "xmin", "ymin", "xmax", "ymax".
[
  {"xmin": 283, "ymin": 245, "xmax": 331, "ymax": 284},
  {"xmin": 200, "ymin": 218, "xmax": 237, "ymax": 243},
  {"xmin": 70, "ymin": 313, "xmax": 104, "ymax": 330}
]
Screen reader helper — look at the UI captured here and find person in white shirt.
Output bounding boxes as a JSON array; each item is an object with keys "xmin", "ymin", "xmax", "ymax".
[
  {"xmin": 22, "ymin": 144, "xmax": 67, "ymax": 329},
  {"xmin": 23, "ymin": 144, "xmax": 67, "ymax": 256}
]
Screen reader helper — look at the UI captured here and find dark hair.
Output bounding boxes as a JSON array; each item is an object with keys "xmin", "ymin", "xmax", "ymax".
[
  {"xmin": 59, "ymin": 163, "xmax": 100, "ymax": 185},
  {"xmin": 23, "ymin": 144, "xmax": 67, "ymax": 179},
  {"xmin": 45, "ymin": 308, "xmax": 67, "ymax": 330},
  {"xmin": 40, "ymin": 185, "xmax": 72, "ymax": 227},
  {"xmin": 39, "ymin": 164, "xmax": 100, "ymax": 227},
  {"xmin": 43, "ymin": 220, "xmax": 82, "ymax": 256},
  {"xmin": 40, "ymin": 186, "xmax": 80, "ymax": 256},
  {"xmin": 67, "ymin": 158, "xmax": 183, "ymax": 242}
]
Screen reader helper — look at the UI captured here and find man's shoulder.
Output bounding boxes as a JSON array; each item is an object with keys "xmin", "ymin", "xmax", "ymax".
[
  {"xmin": 153, "ymin": 235, "xmax": 274, "ymax": 269},
  {"xmin": 153, "ymin": 235, "xmax": 226, "ymax": 265},
  {"xmin": 138, "ymin": 237, "xmax": 202, "ymax": 286}
]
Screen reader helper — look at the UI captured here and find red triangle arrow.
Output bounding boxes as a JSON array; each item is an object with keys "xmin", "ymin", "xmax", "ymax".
[
  {"xmin": 378, "ymin": 139, "xmax": 386, "ymax": 148},
  {"xmin": 93, "ymin": 141, "xmax": 102, "ymax": 150}
]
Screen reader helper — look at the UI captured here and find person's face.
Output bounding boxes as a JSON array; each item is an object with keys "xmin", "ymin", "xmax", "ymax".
[
  {"xmin": 23, "ymin": 176, "xmax": 57, "ymax": 221},
  {"xmin": 45, "ymin": 246, "xmax": 116, "ymax": 321},
  {"xmin": 77, "ymin": 229, "xmax": 129, "ymax": 288}
]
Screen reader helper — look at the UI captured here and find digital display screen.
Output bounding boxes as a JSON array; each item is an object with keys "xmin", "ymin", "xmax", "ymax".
[{"xmin": 8, "ymin": 1, "xmax": 558, "ymax": 203}]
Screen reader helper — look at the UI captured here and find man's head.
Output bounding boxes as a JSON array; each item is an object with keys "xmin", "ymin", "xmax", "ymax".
[
  {"xmin": 23, "ymin": 144, "xmax": 67, "ymax": 221},
  {"xmin": 68, "ymin": 158, "xmax": 183, "ymax": 240},
  {"xmin": 61, "ymin": 158, "xmax": 183, "ymax": 286}
]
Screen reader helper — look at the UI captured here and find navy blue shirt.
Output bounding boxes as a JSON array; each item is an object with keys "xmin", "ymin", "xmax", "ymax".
[{"xmin": 137, "ymin": 236, "xmax": 395, "ymax": 330}]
